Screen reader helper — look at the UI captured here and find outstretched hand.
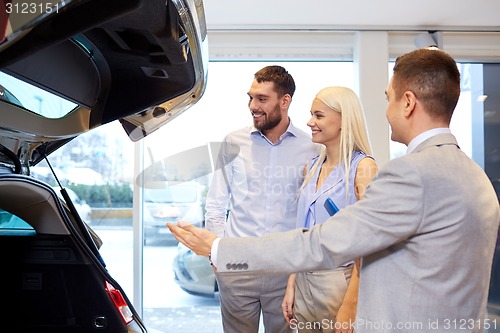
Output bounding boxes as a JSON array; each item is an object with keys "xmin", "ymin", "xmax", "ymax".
[{"xmin": 166, "ymin": 221, "xmax": 217, "ymax": 257}]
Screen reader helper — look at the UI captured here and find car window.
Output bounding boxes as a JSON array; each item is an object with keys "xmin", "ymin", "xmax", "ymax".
[
  {"xmin": 0, "ymin": 83, "xmax": 23, "ymax": 107},
  {"xmin": 0, "ymin": 209, "xmax": 36, "ymax": 236},
  {"xmin": 0, "ymin": 71, "xmax": 77, "ymax": 118}
]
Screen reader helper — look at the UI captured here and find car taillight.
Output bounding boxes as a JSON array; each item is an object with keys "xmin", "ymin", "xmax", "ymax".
[{"xmin": 105, "ymin": 281, "xmax": 133, "ymax": 325}]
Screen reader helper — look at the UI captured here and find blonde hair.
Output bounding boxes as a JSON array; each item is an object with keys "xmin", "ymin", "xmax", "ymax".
[{"xmin": 301, "ymin": 86, "xmax": 373, "ymax": 198}]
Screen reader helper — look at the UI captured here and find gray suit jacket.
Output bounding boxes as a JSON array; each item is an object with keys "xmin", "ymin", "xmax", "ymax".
[{"xmin": 217, "ymin": 133, "xmax": 500, "ymax": 333}]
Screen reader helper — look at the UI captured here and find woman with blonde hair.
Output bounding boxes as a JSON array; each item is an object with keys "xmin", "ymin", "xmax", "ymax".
[{"xmin": 282, "ymin": 86, "xmax": 378, "ymax": 332}]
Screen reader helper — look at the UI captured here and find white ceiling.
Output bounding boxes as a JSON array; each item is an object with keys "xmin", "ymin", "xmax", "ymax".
[{"xmin": 203, "ymin": 0, "xmax": 500, "ymax": 32}]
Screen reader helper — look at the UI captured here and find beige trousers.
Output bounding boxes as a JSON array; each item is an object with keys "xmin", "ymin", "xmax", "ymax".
[
  {"xmin": 293, "ymin": 265, "xmax": 353, "ymax": 333},
  {"xmin": 216, "ymin": 272, "xmax": 293, "ymax": 333}
]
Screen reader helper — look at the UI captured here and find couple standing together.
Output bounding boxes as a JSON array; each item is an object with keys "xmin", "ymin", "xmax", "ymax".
[{"xmin": 204, "ymin": 64, "xmax": 377, "ymax": 333}]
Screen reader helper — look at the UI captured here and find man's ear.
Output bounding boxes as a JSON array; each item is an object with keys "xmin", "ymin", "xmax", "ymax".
[
  {"xmin": 281, "ymin": 94, "xmax": 292, "ymax": 109},
  {"xmin": 403, "ymin": 91, "xmax": 417, "ymax": 117}
]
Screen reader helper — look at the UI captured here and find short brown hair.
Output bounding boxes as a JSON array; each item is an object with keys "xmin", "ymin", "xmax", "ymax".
[
  {"xmin": 392, "ymin": 49, "xmax": 460, "ymax": 122},
  {"xmin": 254, "ymin": 65, "xmax": 296, "ymax": 98}
]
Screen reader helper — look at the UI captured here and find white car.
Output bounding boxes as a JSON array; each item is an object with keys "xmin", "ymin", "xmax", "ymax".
[{"xmin": 172, "ymin": 243, "xmax": 218, "ymax": 297}]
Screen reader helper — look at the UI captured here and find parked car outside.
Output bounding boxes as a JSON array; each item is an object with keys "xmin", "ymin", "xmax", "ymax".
[
  {"xmin": 143, "ymin": 181, "xmax": 205, "ymax": 245},
  {"xmin": 0, "ymin": 0, "xmax": 208, "ymax": 331},
  {"xmin": 172, "ymin": 208, "xmax": 230, "ymax": 297},
  {"xmin": 172, "ymin": 243, "xmax": 218, "ymax": 297}
]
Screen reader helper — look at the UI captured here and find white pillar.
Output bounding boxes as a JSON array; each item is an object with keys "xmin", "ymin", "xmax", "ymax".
[
  {"xmin": 132, "ymin": 139, "xmax": 144, "ymax": 315},
  {"xmin": 354, "ymin": 31, "xmax": 390, "ymax": 166}
]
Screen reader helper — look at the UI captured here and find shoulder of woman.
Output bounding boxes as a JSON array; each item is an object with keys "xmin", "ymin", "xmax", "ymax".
[{"xmin": 356, "ymin": 157, "xmax": 378, "ymax": 176}]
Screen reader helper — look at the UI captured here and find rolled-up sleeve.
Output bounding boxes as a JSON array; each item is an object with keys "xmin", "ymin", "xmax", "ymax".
[{"xmin": 204, "ymin": 140, "xmax": 233, "ymax": 237}]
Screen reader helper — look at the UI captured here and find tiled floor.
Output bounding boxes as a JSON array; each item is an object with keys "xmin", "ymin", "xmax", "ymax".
[
  {"xmin": 144, "ymin": 306, "xmax": 223, "ymax": 333},
  {"xmin": 144, "ymin": 306, "xmax": 267, "ymax": 333}
]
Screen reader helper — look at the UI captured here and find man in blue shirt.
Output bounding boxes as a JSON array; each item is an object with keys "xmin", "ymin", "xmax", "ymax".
[{"xmin": 205, "ymin": 65, "xmax": 318, "ymax": 332}]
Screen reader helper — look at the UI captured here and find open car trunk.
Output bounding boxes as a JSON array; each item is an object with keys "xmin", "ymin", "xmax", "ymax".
[{"xmin": 0, "ymin": 0, "xmax": 207, "ymax": 169}]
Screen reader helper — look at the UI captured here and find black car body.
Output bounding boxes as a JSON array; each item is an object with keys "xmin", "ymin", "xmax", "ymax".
[{"xmin": 0, "ymin": 0, "xmax": 208, "ymax": 331}]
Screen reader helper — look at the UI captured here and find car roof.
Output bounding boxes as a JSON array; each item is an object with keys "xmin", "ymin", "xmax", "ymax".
[{"xmin": 0, "ymin": 0, "xmax": 208, "ymax": 172}]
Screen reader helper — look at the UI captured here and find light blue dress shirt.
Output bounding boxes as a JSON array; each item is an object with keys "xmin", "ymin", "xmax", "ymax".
[{"xmin": 205, "ymin": 120, "xmax": 319, "ymax": 238}]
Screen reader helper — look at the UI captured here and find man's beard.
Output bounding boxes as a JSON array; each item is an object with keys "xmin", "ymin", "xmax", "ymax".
[{"xmin": 254, "ymin": 105, "xmax": 282, "ymax": 131}]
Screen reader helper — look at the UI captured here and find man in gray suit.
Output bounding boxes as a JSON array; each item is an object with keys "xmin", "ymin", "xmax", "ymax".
[{"xmin": 168, "ymin": 49, "xmax": 500, "ymax": 333}]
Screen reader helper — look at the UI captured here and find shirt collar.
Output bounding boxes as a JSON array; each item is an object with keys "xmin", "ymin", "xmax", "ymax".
[
  {"xmin": 250, "ymin": 117, "xmax": 298, "ymax": 141},
  {"xmin": 406, "ymin": 128, "xmax": 451, "ymax": 155}
]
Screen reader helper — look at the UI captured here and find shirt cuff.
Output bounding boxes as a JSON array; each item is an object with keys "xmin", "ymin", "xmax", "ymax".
[{"xmin": 210, "ymin": 237, "xmax": 221, "ymax": 268}]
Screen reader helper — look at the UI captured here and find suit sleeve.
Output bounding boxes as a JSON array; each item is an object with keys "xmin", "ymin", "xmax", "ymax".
[{"xmin": 217, "ymin": 157, "xmax": 425, "ymax": 273}]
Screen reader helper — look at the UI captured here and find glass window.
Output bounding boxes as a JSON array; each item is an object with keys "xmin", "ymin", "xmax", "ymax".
[
  {"xmin": 483, "ymin": 64, "xmax": 500, "ymax": 327},
  {"xmin": 0, "ymin": 208, "xmax": 36, "ymax": 235},
  {"xmin": 0, "ymin": 71, "xmax": 77, "ymax": 118}
]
